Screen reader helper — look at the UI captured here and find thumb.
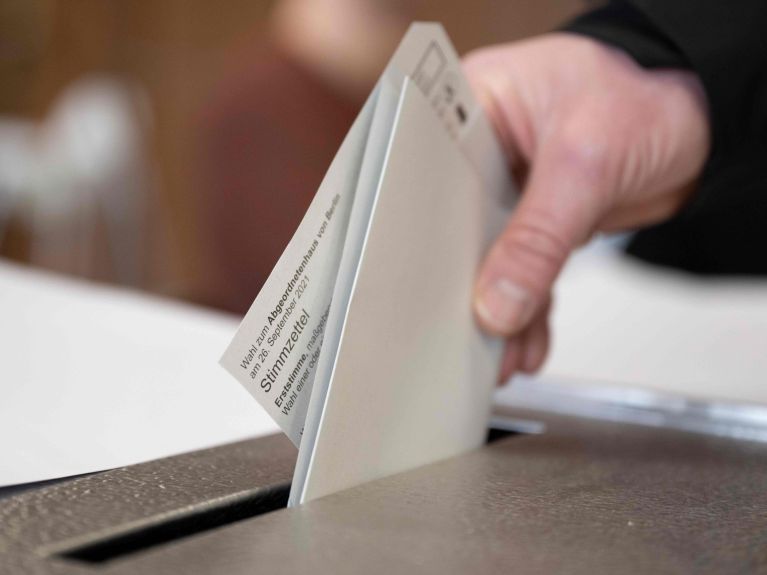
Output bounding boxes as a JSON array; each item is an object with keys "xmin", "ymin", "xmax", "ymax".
[{"xmin": 474, "ymin": 138, "xmax": 606, "ymax": 336}]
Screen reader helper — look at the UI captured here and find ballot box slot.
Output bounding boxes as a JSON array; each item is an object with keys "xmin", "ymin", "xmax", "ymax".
[
  {"xmin": 50, "ymin": 426, "xmax": 531, "ymax": 565},
  {"xmin": 487, "ymin": 418, "xmax": 546, "ymax": 441},
  {"xmin": 53, "ymin": 483, "xmax": 290, "ymax": 564},
  {"xmin": 485, "ymin": 427, "xmax": 519, "ymax": 443},
  {"xmin": 485, "ymin": 419, "xmax": 544, "ymax": 443}
]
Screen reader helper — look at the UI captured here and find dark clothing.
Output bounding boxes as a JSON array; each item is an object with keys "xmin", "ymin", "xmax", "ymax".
[{"xmin": 565, "ymin": 1, "xmax": 767, "ymax": 274}]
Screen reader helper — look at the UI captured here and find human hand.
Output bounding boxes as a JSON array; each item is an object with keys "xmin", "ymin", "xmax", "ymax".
[{"xmin": 463, "ymin": 33, "xmax": 710, "ymax": 381}]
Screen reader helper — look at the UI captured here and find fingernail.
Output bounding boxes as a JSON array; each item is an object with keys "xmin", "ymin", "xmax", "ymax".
[{"xmin": 475, "ymin": 278, "xmax": 533, "ymax": 334}]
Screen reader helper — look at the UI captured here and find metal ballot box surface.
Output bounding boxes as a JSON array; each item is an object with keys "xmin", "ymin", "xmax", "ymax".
[{"xmin": 3, "ymin": 409, "xmax": 767, "ymax": 574}]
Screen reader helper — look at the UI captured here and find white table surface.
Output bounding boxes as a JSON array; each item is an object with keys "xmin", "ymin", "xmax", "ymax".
[{"xmin": 0, "ymin": 260, "xmax": 278, "ymax": 487}]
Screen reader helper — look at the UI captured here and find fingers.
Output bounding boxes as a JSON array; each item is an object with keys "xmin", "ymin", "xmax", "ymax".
[
  {"xmin": 497, "ymin": 297, "xmax": 552, "ymax": 384},
  {"xmin": 497, "ymin": 338, "xmax": 523, "ymax": 385},
  {"xmin": 466, "ymin": 79, "xmax": 525, "ymax": 174},
  {"xmin": 519, "ymin": 300, "xmax": 550, "ymax": 373},
  {"xmin": 462, "ymin": 49, "xmax": 533, "ymax": 173},
  {"xmin": 475, "ymin": 135, "xmax": 605, "ymax": 337}
]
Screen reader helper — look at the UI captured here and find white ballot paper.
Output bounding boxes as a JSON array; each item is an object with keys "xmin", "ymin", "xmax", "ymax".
[{"xmin": 220, "ymin": 23, "xmax": 516, "ymax": 505}]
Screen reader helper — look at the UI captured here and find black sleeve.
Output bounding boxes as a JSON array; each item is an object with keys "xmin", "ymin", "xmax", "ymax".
[{"xmin": 564, "ymin": 0, "xmax": 767, "ymax": 275}]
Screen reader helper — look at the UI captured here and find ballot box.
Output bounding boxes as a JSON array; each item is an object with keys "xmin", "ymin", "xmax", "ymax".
[{"xmin": 3, "ymin": 402, "xmax": 767, "ymax": 575}]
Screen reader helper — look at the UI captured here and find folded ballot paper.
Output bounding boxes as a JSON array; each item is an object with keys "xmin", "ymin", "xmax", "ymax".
[{"xmin": 220, "ymin": 23, "xmax": 517, "ymax": 505}]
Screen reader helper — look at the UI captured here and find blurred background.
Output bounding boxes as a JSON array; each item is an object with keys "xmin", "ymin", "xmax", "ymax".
[{"xmin": 0, "ymin": 0, "xmax": 586, "ymax": 314}]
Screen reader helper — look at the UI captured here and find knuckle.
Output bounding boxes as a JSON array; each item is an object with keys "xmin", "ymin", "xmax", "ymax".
[{"xmin": 498, "ymin": 218, "xmax": 570, "ymax": 277}]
